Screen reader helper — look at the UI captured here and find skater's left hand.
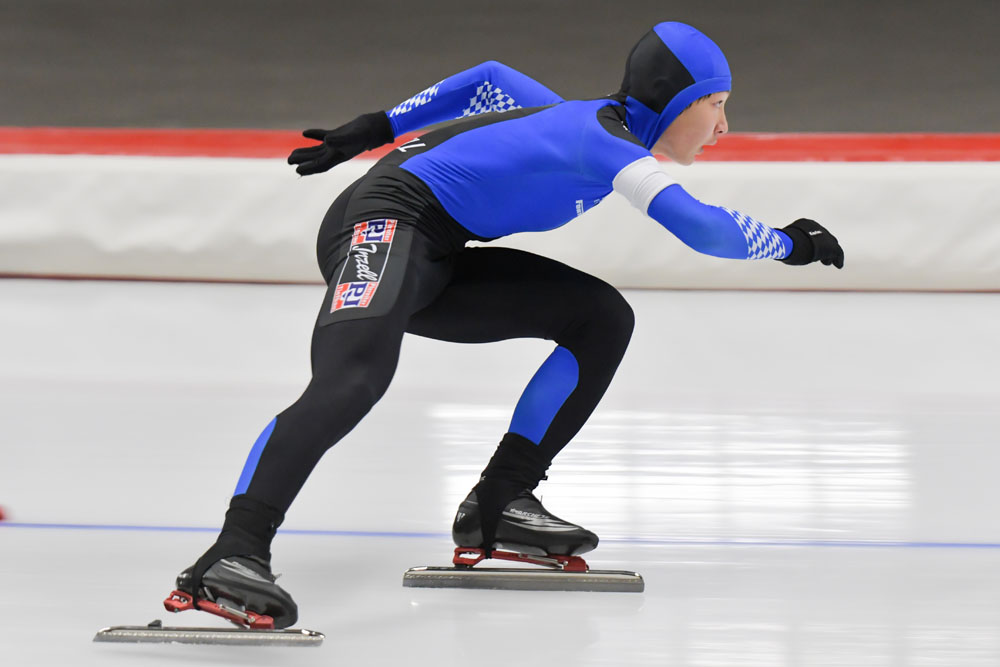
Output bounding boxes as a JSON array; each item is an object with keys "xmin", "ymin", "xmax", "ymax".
[
  {"xmin": 287, "ymin": 111, "xmax": 394, "ymax": 175},
  {"xmin": 778, "ymin": 218, "xmax": 845, "ymax": 269}
]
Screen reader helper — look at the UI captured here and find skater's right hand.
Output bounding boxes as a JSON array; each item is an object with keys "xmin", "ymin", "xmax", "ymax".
[
  {"xmin": 778, "ymin": 218, "xmax": 845, "ymax": 269},
  {"xmin": 287, "ymin": 111, "xmax": 394, "ymax": 175}
]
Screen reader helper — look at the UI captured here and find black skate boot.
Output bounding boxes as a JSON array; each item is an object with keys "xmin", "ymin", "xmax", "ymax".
[
  {"xmin": 404, "ymin": 488, "xmax": 642, "ymax": 591},
  {"xmin": 453, "ymin": 489, "xmax": 599, "ymax": 557},
  {"xmin": 173, "ymin": 555, "xmax": 298, "ymax": 629}
]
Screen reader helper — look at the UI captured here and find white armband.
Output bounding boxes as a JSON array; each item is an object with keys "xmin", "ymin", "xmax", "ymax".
[{"xmin": 611, "ymin": 156, "xmax": 677, "ymax": 213}]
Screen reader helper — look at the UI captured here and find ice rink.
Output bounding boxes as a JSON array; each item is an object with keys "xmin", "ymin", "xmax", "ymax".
[{"xmin": 2, "ymin": 279, "xmax": 999, "ymax": 666}]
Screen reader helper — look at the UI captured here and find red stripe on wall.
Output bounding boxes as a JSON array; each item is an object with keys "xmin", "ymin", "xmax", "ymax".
[
  {"xmin": 1, "ymin": 127, "xmax": 999, "ymax": 161},
  {"xmin": 0, "ymin": 127, "xmax": 308, "ymax": 159},
  {"xmin": 700, "ymin": 133, "xmax": 1000, "ymax": 162}
]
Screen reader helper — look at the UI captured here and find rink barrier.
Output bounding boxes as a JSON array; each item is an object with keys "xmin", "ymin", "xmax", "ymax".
[{"xmin": 2, "ymin": 127, "xmax": 999, "ymax": 290}]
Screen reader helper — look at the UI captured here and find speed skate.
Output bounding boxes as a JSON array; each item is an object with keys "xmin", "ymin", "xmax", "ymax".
[
  {"xmin": 93, "ymin": 590, "xmax": 324, "ymax": 646},
  {"xmin": 94, "ymin": 591, "xmax": 324, "ymax": 646},
  {"xmin": 94, "ymin": 554, "xmax": 322, "ymax": 646},
  {"xmin": 404, "ymin": 489, "xmax": 644, "ymax": 592}
]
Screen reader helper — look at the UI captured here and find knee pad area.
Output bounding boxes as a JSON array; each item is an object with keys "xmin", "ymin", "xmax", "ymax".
[{"xmin": 558, "ymin": 284, "xmax": 635, "ymax": 353}]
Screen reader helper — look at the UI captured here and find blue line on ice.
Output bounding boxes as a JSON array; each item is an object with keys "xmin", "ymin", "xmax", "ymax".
[{"xmin": 2, "ymin": 522, "xmax": 999, "ymax": 549}]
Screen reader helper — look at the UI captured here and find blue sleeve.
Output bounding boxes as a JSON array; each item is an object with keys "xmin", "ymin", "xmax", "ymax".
[
  {"xmin": 386, "ymin": 60, "xmax": 565, "ymax": 137},
  {"xmin": 648, "ymin": 185, "xmax": 792, "ymax": 260}
]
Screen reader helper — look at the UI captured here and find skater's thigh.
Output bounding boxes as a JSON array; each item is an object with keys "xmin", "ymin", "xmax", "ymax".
[
  {"xmin": 310, "ymin": 220, "xmax": 454, "ymax": 381},
  {"xmin": 406, "ymin": 246, "xmax": 623, "ymax": 343}
]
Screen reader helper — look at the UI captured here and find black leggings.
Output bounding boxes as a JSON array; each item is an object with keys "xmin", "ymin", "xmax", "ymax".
[{"xmin": 239, "ymin": 179, "xmax": 635, "ymax": 515}]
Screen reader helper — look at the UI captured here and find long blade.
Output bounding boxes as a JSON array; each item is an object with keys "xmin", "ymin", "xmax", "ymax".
[
  {"xmin": 93, "ymin": 624, "xmax": 324, "ymax": 646},
  {"xmin": 403, "ymin": 566, "xmax": 644, "ymax": 592}
]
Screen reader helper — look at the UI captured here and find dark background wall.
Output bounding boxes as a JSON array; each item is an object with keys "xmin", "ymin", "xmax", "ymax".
[{"xmin": 2, "ymin": 0, "xmax": 997, "ymax": 131}]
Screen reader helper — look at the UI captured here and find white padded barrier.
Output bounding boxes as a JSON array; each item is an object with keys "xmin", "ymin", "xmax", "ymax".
[{"xmin": 1, "ymin": 155, "xmax": 998, "ymax": 290}]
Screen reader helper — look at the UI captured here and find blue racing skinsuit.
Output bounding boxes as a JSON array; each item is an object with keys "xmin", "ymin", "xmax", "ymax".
[{"xmin": 220, "ymin": 25, "xmax": 805, "ymax": 580}]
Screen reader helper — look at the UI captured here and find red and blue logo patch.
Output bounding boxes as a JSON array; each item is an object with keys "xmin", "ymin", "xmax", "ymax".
[
  {"xmin": 331, "ymin": 219, "xmax": 398, "ymax": 312},
  {"xmin": 351, "ymin": 219, "xmax": 396, "ymax": 245}
]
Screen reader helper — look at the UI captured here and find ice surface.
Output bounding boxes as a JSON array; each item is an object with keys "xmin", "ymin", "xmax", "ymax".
[{"xmin": 3, "ymin": 280, "xmax": 999, "ymax": 666}]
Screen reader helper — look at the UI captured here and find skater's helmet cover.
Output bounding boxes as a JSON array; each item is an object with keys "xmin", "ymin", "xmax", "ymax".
[{"xmin": 617, "ymin": 22, "xmax": 732, "ymax": 149}]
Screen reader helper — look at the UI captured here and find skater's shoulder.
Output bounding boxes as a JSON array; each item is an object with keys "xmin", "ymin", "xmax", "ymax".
[
  {"xmin": 530, "ymin": 98, "xmax": 648, "ymax": 163},
  {"xmin": 566, "ymin": 99, "xmax": 651, "ymax": 181},
  {"xmin": 590, "ymin": 100, "xmax": 645, "ymax": 149}
]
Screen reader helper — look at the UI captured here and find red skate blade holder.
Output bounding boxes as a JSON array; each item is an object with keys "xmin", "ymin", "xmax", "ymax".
[
  {"xmin": 452, "ymin": 547, "xmax": 590, "ymax": 572},
  {"xmin": 163, "ymin": 589, "xmax": 274, "ymax": 629},
  {"xmin": 402, "ymin": 547, "xmax": 644, "ymax": 592}
]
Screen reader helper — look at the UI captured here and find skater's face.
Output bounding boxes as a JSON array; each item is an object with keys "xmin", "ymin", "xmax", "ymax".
[{"xmin": 653, "ymin": 91, "xmax": 730, "ymax": 165}]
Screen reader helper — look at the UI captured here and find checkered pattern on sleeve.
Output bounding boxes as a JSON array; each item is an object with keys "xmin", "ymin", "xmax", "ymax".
[
  {"xmin": 388, "ymin": 81, "xmax": 443, "ymax": 117},
  {"xmin": 460, "ymin": 82, "xmax": 522, "ymax": 117},
  {"xmin": 720, "ymin": 207, "xmax": 787, "ymax": 259}
]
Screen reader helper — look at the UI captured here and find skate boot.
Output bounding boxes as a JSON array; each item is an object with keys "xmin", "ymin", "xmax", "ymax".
[
  {"xmin": 404, "ymin": 488, "xmax": 641, "ymax": 592},
  {"xmin": 172, "ymin": 555, "xmax": 298, "ymax": 629},
  {"xmin": 453, "ymin": 489, "xmax": 599, "ymax": 557}
]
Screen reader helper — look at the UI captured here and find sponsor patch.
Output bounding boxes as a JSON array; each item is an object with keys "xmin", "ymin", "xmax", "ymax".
[
  {"xmin": 351, "ymin": 218, "xmax": 396, "ymax": 245},
  {"xmin": 331, "ymin": 219, "xmax": 398, "ymax": 312}
]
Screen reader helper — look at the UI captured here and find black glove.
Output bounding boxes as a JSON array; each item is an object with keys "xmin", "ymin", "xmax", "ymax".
[
  {"xmin": 287, "ymin": 111, "xmax": 394, "ymax": 175},
  {"xmin": 778, "ymin": 218, "xmax": 845, "ymax": 269}
]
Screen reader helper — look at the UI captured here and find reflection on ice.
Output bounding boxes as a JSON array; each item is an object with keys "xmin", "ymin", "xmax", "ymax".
[{"xmin": 431, "ymin": 404, "xmax": 908, "ymax": 542}]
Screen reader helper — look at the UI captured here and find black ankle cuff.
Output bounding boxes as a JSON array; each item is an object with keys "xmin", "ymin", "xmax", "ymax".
[
  {"xmin": 479, "ymin": 432, "xmax": 553, "ymax": 490},
  {"xmin": 473, "ymin": 433, "xmax": 555, "ymax": 554},
  {"xmin": 219, "ymin": 494, "xmax": 285, "ymax": 556}
]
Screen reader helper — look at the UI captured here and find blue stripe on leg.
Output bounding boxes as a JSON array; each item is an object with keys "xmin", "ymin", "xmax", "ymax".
[
  {"xmin": 508, "ymin": 346, "xmax": 579, "ymax": 445},
  {"xmin": 233, "ymin": 418, "xmax": 277, "ymax": 496}
]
